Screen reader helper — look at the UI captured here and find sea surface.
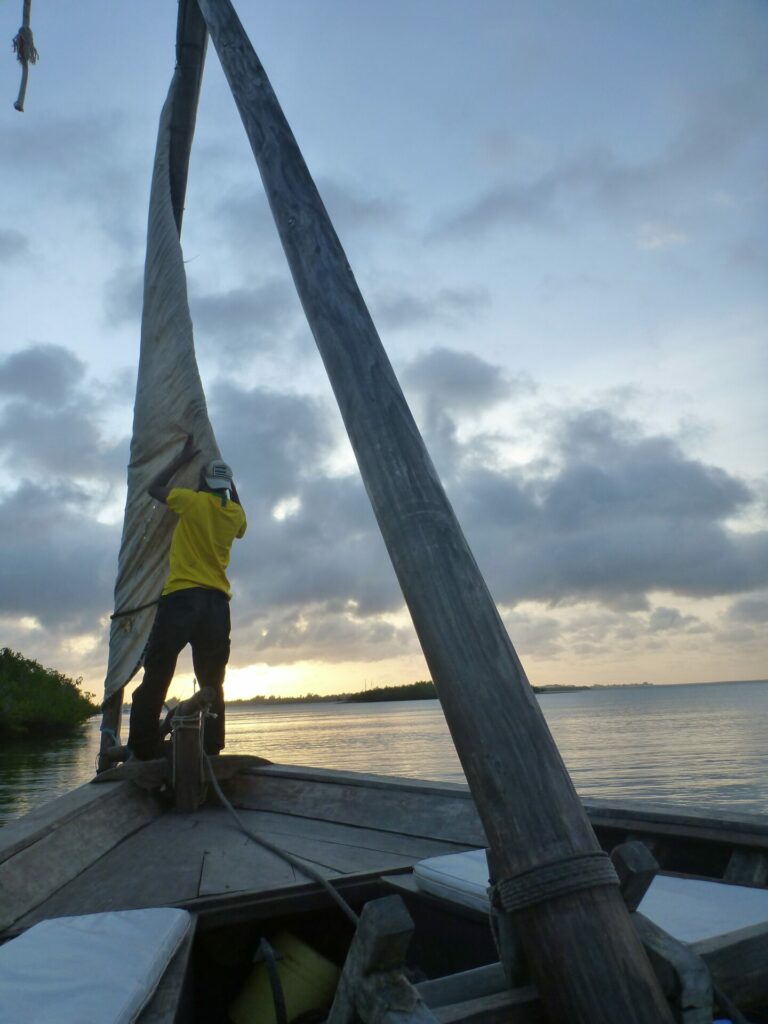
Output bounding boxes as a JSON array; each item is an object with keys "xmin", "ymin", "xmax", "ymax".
[{"xmin": 2, "ymin": 680, "xmax": 768, "ymax": 828}]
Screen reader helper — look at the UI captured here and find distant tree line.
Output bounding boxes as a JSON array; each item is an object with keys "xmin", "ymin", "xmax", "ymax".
[
  {"xmin": 345, "ymin": 680, "xmax": 437, "ymax": 703},
  {"xmin": 227, "ymin": 680, "xmax": 439, "ymax": 706},
  {"xmin": 0, "ymin": 648, "xmax": 99, "ymax": 738}
]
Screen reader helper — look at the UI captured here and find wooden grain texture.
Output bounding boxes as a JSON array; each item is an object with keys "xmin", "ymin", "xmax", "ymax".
[
  {"xmin": 633, "ymin": 913, "xmax": 712, "ymax": 1024},
  {"xmin": 173, "ymin": 725, "xmax": 205, "ymax": 813},
  {"xmin": 327, "ymin": 896, "xmax": 436, "ymax": 1024},
  {"xmin": 0, "ymin": 782, "xmax": 159, "ymax": 933},
  {"xmin": 692, "ymin": 919, "xmax": 768, "ymax": 1010},
  {"xmin": 611, "ymin": 840, "xmax": 659, "ymax": 911},
  {"xmin": 583, "ymin": 798, "xmax": 768, "ymax": 849},
  {"xmin": 137, "ymin": 923, "xmax": 196, "ymax": 1024},
  {"xmin": 227, "ymin": 771, "xmax": 486, "ymax": 846},
  {"xmin": 724, "ymin": 849, "xmax": 768, "ymax": 885},
  {"xmin": 9, "ymin": 800, "xmax": 468, "ymax": 929},
  {"xmin": 194, "ymin": 3, "xmax": 675, "ymax": 1019},
  {"xmin": 432, "ymin": 988, "xmax": 545, "ymax": 1024},
  {"xmin": 0, "ymin": 779, "xmax": 142, "ymax": 863},
  {"xmin": 226, "ymin": 807, "xmax": 473, "ymax": 861},
  {"xmin": 417, "ymin": 963, "xmax": 507, "ymax": 1008},
  {"xmin": 169, "ymin": 0, "xmax": 207, "ymax": 233},
  {"xmin": 11, "ymin": 812, "xmax": 210, "ymax": 929}
]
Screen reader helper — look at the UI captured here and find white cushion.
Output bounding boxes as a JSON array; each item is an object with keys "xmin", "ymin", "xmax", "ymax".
[
  {"xmin": 0, "ymin": 907, "xmax": 193, "ymax": 1024},
  {"xmin": 413, "ymin": 849, "xmax": 768, "ymax": 943}
]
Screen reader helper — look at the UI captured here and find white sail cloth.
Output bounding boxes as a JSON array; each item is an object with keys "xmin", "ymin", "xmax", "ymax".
[{"xmin": 103, "ymin": 75, "xmax": 219, "ymax": 702}]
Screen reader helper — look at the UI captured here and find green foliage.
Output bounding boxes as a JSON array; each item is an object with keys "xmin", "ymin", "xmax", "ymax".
[
  {"xmin": 346, "ymin": 680, "xmax": 437, "ymax": 703},
  {"xmin": 0, "ymin": 648, "xmax": 99, "ymax": 738}
]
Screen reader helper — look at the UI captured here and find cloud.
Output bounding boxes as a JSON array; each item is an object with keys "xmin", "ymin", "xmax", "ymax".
[
  {"xmin": 727, "ymin": 591, "xmax": 768, "ymax": 624},
  {"xmin": 0, "ymin": 344, "xmax": 128, "ymax": 483},
  {"xmin": 1, "ymin": 113, "xmax": 147, "ymax": 254},
  {"xmin": 433, "ymin": 81, "xmax": 765, "ymax": 241},
  {"xmin": 453, "ymin": 409, "xmax": 768, "ymax": 609},
  {"xmin": 103, "ymin": 267, "xmax": 143, "ymax": 326},
  {"xmin": 0, "ymin": 228, "xmax": 29, "ymax": 262},
  {"xmin": 190, "ymin": 281, "xmax": 302, "ymax": 357},
  {"xmin": 0, "ymin": 344, "xmax": 85, "ymax": 406},
  {"xmin": 402, "ymin": 346, "xmax": 529, "ymax": 414},
  {"xmin": 0, "ymin": 482, "xmax": 118, "ymax": 631},
  {"xmin": 371, "ymin": 288, "xmax": 489, "ymax": 332},
  {"xmin": 648, "ymin": 606, "xmax": 703, "ymax": 633},
  {"xmin": 634, "ymin": 223, "xmax": 688, "ymax": 251},
  {"xmin": 2, "ymin": 354, "xmax": 765, "ymax": 681},
  {"xmin": 317, "ymin": 178, "xmax": 404, "ymax": 236}
]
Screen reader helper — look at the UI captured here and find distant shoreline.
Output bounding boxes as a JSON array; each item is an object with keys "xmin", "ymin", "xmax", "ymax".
[{"xmin": 221, "ymin": 677, "xmax": 768, "ymax": 707}]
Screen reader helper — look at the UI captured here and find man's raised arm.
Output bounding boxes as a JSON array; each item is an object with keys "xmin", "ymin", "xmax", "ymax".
[{"xmin": 147, "ymin": 435, "xmax": 200, "ymax": 504}]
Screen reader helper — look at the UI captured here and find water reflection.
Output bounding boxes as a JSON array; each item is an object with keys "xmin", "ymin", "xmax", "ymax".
[
  {"xmin": 0, "ymin": 720, "xmax": 101, "ymax": 824},
  {"xmin": 2, "ymin": 682, "xmax": 768, "ymax": 828}
]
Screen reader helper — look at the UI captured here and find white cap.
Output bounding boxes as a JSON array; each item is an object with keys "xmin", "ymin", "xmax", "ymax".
[{"xmin": 204, "ymin": 459, "xmax": 233, "ymax": 491}]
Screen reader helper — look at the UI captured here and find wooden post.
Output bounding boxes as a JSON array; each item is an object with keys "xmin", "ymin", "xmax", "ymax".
[
  {"xmin": 98, "ymin": 0, "xmax": 207, "ymax": 773},
  {"xmin": 328, "ymin": 896, "xmax": 438, "ymax": 1024},
  {"xmin": 194, "ymin": 2, "xmax": 675, "ymax": 1020},
  {"xmin": 172, "ymin": 688, "xmax": 215, "ymax": 813}
]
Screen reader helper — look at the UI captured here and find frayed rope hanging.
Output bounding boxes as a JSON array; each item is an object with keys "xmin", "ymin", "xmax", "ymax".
[{"xmin": 12, "ymin": 0, "xmax": 38, "ymax": 112}]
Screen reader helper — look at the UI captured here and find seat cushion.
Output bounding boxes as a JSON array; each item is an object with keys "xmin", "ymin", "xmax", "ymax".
[
  {"xmin": 0, "ymin": 907, "xmax": 193, "ymax": 1024},
  {"xmin": 413, "ymin": 849, "xmax": 768, "ymax": 942}
]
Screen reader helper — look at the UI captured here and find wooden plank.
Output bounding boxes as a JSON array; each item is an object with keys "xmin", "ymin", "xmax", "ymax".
[
  {"xmin": 432, "ymin": 987, "xmax": 544, "ymax": 1024},
  {"xmin": 632, "ymin": 913, "xmax": 712, "ymax": 1024},
  {"xmin": 0, "ymin": 782, "xmax": 160, "ymax": 933},
  {"xmin": 228, "ymin": 772, "xmax": 486, "ymax": 846},
  {"xmin": 223, "ymin": 808, "xmax": 474, "ymax": 860},
  {"xmin": 237, "ymin": 765, "xmax": 476, "ymax": 800},
  {"xmin": 138, "ymin": 922, "xmax": 196, "ymax": 1024},
  {"xmin": 198, "ymin": 835, "xmax": 299, "ymax": 896},
  {"xmin": 0, "ymin": 780, "xmax": 144, "ymax": 864},
  {"xmin": 610, "ymin": 840, "xmax": 658, "ymax": 911},
  {"xmin": 328, "ymin": 896, "xmax": 436, "ymax": 1024},
  {"xmin": 417, "ymin": 963, "xmax": 507, "ymax": 1008},
  {"xmin": 692, "ymin": 919, "xmax": 768, "ymax": 1010},
  {"xmin": 724, "ymin": 849, "xmax": 768, "ymax": 885},
  {"xmin": 583, "ymin": 798, "xmax": 768, "ymax": 850},
  {"xmin": 11, "ymin": 813, "xmax": 211, "ymax": 929},
  {"xmin": 191, "ymin": 803, "xmax": 474, "ymax": 899}
]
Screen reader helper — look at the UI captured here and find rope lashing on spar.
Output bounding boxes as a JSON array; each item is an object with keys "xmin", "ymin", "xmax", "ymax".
[
  {"xmin": 12, "ymin": 0, "xmax": 38, "ymax": 112},
  {"xmin": 494, "ymin": 852, "xmax": 619, "ymax": 913}
]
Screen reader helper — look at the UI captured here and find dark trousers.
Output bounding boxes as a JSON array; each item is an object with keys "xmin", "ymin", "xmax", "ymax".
[{"xmin": 128, "ymin": 587, "xmax": 230, "ymax": 759}]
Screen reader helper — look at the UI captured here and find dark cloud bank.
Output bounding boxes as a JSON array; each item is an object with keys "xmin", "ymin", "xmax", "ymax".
[{"xmin": 1, "ymin": 342, "xmax": 766, "ymax": 680}]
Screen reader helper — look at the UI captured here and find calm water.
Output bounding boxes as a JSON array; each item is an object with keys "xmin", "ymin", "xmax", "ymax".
[{"xmin": 2, "ymin": 680, "xmax": 768, "ymax": 827}]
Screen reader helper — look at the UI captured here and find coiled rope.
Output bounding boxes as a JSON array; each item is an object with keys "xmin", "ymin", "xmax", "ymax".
[{"xmin": 12, "ymin": 0, "xmax": 38, "ymax": 112}]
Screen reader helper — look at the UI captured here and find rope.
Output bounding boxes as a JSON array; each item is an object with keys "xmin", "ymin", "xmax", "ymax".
[
  {"xmin": 110, "ymin": 598, "xmax": 160, "ymax": 620},
  {"xmin": 12, "ymin": 0, "xmax": 38, "ymax": 112},
  {"xmin": 203, "ymin": 754, "xmax": 360, "ymax": 927},
  {"xmin": 257, "ymin": 938, "xmax": 288, "ymax": 1024},
  {"xmin": 495, "ymin": 852, "xmax": 619, "ymax": 913}
]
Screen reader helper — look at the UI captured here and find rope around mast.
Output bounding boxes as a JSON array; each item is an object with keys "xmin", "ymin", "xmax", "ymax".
[{"xmin": 12, "ymin": 0, "xmax": 38, "ymax": 112}]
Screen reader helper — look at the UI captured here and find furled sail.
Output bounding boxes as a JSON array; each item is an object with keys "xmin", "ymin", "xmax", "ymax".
[{"xmin": 103, "ymin": 6, "xmax": 215, "ymax": 704}]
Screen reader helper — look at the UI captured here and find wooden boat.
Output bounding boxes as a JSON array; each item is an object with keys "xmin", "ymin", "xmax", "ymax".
[
  {"xmin": 4, "ymin": 3, "xmax": 767, "ymax": 1022},
  {"xmin": 2, "ymin": 756, "xmax": 768, "ymax": 1022}
]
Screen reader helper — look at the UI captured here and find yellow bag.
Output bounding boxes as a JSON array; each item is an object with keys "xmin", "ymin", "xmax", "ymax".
[{"xmin": 230, "ymin": 930, "xmax": 340, "ymax": 1024}]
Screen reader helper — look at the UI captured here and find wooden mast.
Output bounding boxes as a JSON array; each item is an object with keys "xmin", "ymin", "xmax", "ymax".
[
  {"xmin": 194, "ymin": 2, "xmax": 675, "ymax": 1021},
  {"xmin": 97, "ymin": 0, "xmax": 208, "ymax": 771}
]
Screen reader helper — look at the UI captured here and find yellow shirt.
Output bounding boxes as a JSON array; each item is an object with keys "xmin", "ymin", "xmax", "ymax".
[{"xmin": 162, "ymin": 488, "xmax": 247, "ymax": 598}]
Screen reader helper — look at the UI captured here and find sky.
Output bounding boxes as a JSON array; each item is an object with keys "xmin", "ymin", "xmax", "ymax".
[{"xmin": 0, "ymin": 1, "xmax": 766, "ymax": 702}]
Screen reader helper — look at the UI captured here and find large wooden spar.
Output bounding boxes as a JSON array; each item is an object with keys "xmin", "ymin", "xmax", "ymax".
[{"xmin": 194, "ymin": 1, "xmax": 674, "ymax": 1021}]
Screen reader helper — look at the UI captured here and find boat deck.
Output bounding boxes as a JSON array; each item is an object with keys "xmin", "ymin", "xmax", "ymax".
[
  {"xmin": 3, "ymin": 759, "xmax": 768, "ymax": 939},
  {"xmin": 0, "ymin": 761, "xmax": 486, "ymax": 937}
]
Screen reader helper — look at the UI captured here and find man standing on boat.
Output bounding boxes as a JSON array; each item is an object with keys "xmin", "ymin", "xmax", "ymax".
[{"xmin": 127, "ymin": 435, "xmax": 247, "ymax": 760}]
